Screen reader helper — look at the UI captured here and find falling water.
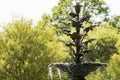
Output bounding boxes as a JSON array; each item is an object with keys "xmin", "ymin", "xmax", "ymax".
[
  {"xmin": 57, "ymin": 68, "xmax": 62, "ymax": 80},
  {"xmin": 48, "ymin": 66, "xmax": 53, "ymax": 80},
  {"xmin": 48, "ymin": 63, "xmax": 63, "ymax": 80}
]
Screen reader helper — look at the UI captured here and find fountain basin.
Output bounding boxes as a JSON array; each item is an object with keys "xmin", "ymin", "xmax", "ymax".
[{"xmin": 49, "ymin": 62, "xmax": 107, "ymax": 80}]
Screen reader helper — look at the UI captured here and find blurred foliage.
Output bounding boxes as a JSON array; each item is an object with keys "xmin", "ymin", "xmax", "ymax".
[
  {"xmin": 115, "ymin": 39, "xmax": 120, "ymax": 54},
  {"xmin": 0, "ymin": 0, "xmax": 120, "ymax": 80},
  {"xmin": 84, "ymin": 25, "xmax": 120, "ymax": 62},
  {"xmin": 86, "ymin": 54, "xmax": 120, "ymax": 80},
  {"xmin": 50, "ymin": 0, "xmax": 109, "ymax": 30},
  {"xmin": 0, "ymin": 18, "xmax": 68, "ymax": 80},
  {"xmin": 108, "ymin": 15, "xmax": 120, "ymax": 31}
]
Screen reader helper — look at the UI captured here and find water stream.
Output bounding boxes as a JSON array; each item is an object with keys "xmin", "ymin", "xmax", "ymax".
[
  {"xmin": 48, "ymin": 66, "xmax": 53, "ymax": 80},
  {"xmin": 48, "ymin": 64, "xmax": 62, "ymax": 80},
  {"xmin": 57, "ymin": 68, "xmax": 62, "ymax": 80}
]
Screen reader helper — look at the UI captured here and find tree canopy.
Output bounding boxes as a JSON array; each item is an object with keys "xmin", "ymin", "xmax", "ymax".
[
  {"xmin": 0, "ymin": 18, "xmax": 67, "ymax": 80},
  {"xmin": 0, "ymin": 0, "xmax": 120, "ymax": 80}
]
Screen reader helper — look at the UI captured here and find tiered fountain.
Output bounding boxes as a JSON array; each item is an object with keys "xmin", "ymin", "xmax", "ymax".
[{"xmin": 48, "ymin": 1, "xmax": 107, "ymax": 80}]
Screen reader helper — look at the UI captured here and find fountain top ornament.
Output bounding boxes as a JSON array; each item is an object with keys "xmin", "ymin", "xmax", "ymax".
[
  {"xmin": 62, "ymin": 2, "xmax": 92, "ymax": 64},
  {"xmin": 48, "ymin": 1, "xmax": 107, "ymax": 80}
]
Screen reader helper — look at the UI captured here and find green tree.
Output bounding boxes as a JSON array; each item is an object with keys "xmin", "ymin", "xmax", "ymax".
[
  {"xmin": 107, "ymin": 54, "xmax": 120, "ymax": 80},
  {"xmin": 86, "ymin": 54, "xmax": 120, "ymax": 80},
  {"xmin": 86, "ymin": 68, "xmax": 108, "ymax": 80},
  {"xmin": 48, "ymin": 0, "xmax": 112, "ymax": 63},
  {"xmin": 85, "ymin": 25, "xmax": 119, "ymax": 62},
  {"xmin": 115, "ymin": 39, "xmax": 120, "ymax": 54},
  {"xmin": 108, "ymin": 15, "xmax": 120, "ymax": 31},
  {"xmin": 51, "ymin": 0, "xmax": 109, "ymax": 29},
  {"xmin": 41, "ymin": 0, "xmax": 112, "ymax": 62},
  {"xmin": 0, "ymin": 18, "xmax": 67, "ymax": 80}
]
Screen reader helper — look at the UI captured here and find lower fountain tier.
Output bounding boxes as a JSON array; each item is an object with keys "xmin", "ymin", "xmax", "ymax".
[{"xmin": 49, "ymin": 62, "xmax": 107, "ymax": 79}]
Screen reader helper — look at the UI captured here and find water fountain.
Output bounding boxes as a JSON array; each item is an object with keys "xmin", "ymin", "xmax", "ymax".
[{"xmin": 48, "ymin": 1, "xmax": 107, "ymax": 80}]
